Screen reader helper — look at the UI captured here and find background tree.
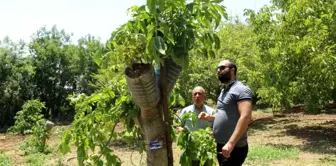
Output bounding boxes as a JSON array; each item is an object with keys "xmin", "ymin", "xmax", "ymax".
[
  {"xmin": 245, "ymin": 0, "xmax": 336, "ymax": 113},
  {"xmin": 0, "ymin": 27, "xmax": 102, "ymax": 129},
  {"xmin": 75, "ymin": 35, "xmax": 103, "ymax": 95},
  {"xmin": 29, "ymin": 26, "xmax": 75, "ymax": 119},
  {"xmin": 178, "ymin": 22, "xmax": 261, "ymax": 106},
  {"xmin": 28, "ymin": 26, "xmax": 102, "ymax": 121},
  {"xmin": 0, "ymin": 37, "xmax": 35, "ymax": 128}
]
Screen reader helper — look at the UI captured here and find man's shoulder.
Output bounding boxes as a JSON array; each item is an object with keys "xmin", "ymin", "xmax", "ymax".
[
  {"xmin": 182, "ymin": 105, "xmax": 194, "ymax": 112},
  {"xmin": 231, "ymin": 80, "xmax": 253, "ymax": 100},
  {"xmin": 204, "ymin": 105, "xmax": 215, "ymax": 114},
  {"xmin": 232, "ymin": 80, "xmax": 252, "ymax": 91}
]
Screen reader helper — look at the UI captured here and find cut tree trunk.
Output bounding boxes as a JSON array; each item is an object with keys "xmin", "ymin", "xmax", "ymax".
[
  {"xmin": 126, "ymin": 63, "xmax": 172, "ymax": 166},
  {"xmin": 125, "ymin": 63, "xmax": 160, "ymax": 110}
]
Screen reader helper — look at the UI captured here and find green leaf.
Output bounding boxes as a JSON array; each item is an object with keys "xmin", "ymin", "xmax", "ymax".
[
  {"xmin": 146, "ymin": 0, "xmax": 156, "ymax": 14},
  {"xmin": 202, "ymin": 48, "xmax": 208, "ymax": 58},
  {"xmin": 170, "ymin": 125, "xmax": 177, "ymax": 141},
  {"xmin": 136, "ymin": 5, "xmax": 146, "ymax": 13},
  {"xmin": 207, "ymin": 152, "xmax": 213, "ymax": 159},
  {"xmin": 213, "ymin": 33, "xmax": 220, "ymax": 49},
  {"xmin": 208, "ymin": 4, "xmax": 221, "ymax": 28},
  {"xmin": 206, "ymin": 33, "xmax": 214, "ymax": 45},
  {"xmin": 161, "ymin": 23, "xmax": 175, "ymax": 44},
  {"xmin": 179, "ymin": 151, "xmax": 189, "ymax": 165},
  {"xmin": 77, "ymin": 145, "xmax": 86, "ymax": 165},
  {"xmin": 103, "ymin": 87, "xmax": 115, "ymax": 98},
  {"xmin": 154, "ymin": 36, "xmax": 167, "ymax": 55},
  {"xmin": 191, "ymin": 112, "xmax": 196, "ymax": 127},
  {"xmin": 169, "ymin": 93, "xmax": 176, "ymax": 107},
  {"xmin": 214, "ymin": 4, "xmax": 228, "ymax": 19},
  {"xmin": 94, "ymin": 51, "xmax": 102, "ymax": 66},
  {"xmin": 89, "ymin": 93, "xmax": 102, "ymax": 103},
  {"xmin": 208, "ymin": 50, "xmax": 216, "ymax": 58},
  {"xmin": 178, "ymin": 94, "xmax": 185, "ymax": 106},
  {"xmin": 211, "ymin": 0, "xmax": 224, "ymax": 3},
  {"xmin": 173, "ymin": 53, "xmax": 189, "ymax": 69},
  {"xmin": 199, "ymin": 13, "xmax": 211, "ymax": 27},
  {"xmin": 186, "ymin": 3, "xmax": 194, "ymax": 12},
  {"xmin": 146, "ymin": 35, "xmax": 155, "ymax": 56},
  {"xmin": 160, "ymin": 23, "xmax": 168, "ymax": 37},
  {"xmin": 158, "ymin": 0, "xmax": 165, "ymax": 12},
  {"xmin": 147, "ymin": 23, "xmax": 155, "ymax": 34},
  {"xmin": 167, "ymin": 32, "xmax": 175, "ymax": 45}
]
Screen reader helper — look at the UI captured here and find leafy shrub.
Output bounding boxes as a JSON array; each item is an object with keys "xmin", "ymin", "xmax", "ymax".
[
  {"xmin": 8, "ymin": 100, "xmax": 53, "ymax": 154},
  {"xmin": 8, "ymin": 99, "xmax": 45, "ymax": 134},
  {"xmin": 176, "ymin": 112, "xmax": 217, "ymax": 166},
  {"xmin": 0, "ymin": 152, "xmax": 13, "ymax": 166},
  {"xmin": 19, "ymin": 118, "xmax": 52, "ymax": 154}
]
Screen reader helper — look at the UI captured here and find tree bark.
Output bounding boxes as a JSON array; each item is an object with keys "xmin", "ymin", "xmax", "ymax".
[
  {"xmin": 137, "ymin": 107, "xmax": 168, "ymax": 166},
  {"xmin": 160, "ymin": 64, "xmax": 174, "ymax": 166},
  {"xmin": 127, "ymin": 62, "xmax": 174, "ymax": 166}
]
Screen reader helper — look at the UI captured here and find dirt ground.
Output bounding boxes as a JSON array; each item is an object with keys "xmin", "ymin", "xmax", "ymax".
[
  {"xmin": 247, "ymin": 112, "xmax": 336, "ymax": 166},
  {"xmin": 1, "ymin": 112, "xmax": 335, "ymax": 166}
]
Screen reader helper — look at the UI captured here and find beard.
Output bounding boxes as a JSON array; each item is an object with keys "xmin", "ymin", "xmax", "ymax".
[{"xmin": 218, "ymin": 72, "xmax": 231, "ymax": 83}]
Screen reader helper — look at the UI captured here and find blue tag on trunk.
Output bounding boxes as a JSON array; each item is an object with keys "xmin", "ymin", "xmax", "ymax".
[{"xmin": 149, "ymin": 141, "xmax": 163, "ymax": 150}]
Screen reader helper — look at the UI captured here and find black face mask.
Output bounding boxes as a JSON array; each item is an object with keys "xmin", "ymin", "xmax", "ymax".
[{"xmin": 218, "ymin": 71, "xmax": 231, "ymax": 83}]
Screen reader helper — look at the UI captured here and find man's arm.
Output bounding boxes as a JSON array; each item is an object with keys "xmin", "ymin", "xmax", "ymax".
[
  {"xmin": 221, "ymin": 100, "xmax": 252, "ymax": 158},
  {"xmin": 227, "ymin": 100, "xmax": 252, "ymax": 145},
  {"xmin": 199, "ymin": 112, "xmax": 216, "ymax": 123}
]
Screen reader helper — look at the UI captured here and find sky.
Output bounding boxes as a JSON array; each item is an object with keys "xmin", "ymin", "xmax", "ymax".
[{"xmin": 0, "ymin": 0, "xmax": 270, "ymax": 43}]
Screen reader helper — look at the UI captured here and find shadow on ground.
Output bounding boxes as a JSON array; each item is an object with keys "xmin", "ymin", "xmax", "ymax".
[
  {"xmin": 285, "ymin": 120, "xmax": 336, "ymax": 155},
  {"xmin": 249, "ymin": 116, "xmax": 300, "ymax": 133},
  {"xmin": 249, "ymin": 116, "xmax": 276, "ymax": 133},
  {"xmin": 249, "ymin": 113, "xmax": 336, "ymax": 155}
]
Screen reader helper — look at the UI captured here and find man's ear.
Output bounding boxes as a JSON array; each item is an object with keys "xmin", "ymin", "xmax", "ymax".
[{"xmin": 230, "ymin": 68, "xmax": 235, "ymax": 74}]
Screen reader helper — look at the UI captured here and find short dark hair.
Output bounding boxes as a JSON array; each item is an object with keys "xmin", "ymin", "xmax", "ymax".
[{"xmin": 228, "ymin": 61, "xmax": 237, "ymax": 75}]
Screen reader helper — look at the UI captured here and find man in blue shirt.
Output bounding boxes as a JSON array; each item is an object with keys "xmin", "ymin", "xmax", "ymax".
[
  {"xmin": 177, "ymin": 86, "xmax": 215, "ymax": 166},
  {"xmin": 199, "ymin": 60, "xmax": 253, "ymax": 166}
]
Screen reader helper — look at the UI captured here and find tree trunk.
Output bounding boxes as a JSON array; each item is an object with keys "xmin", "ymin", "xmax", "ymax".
[
  {"xmin": 137, "ymin": 107, "xmax": 168, "ymax": 166},
  {"xmin": 126, "ymin": 62, "xmax": 174, "ymax": 166},
  {"xmin": 160, "ymin": 64, "xmax": 174, "ymax": 166}
]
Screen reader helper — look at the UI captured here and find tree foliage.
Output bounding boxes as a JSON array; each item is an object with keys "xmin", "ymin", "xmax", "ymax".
[
  {"xmin": 29, "ymin": 26, "xmax": 80, "ymax": 119},
  {"xmin": 0, "ymin": 38, "xmax": 35, "ymax": 127},
  {"xmin": 178, "ymin": 22, "xmax": 260, "ymax": 106},
  {"xmin": 1, "ymin": 26, "xmax": 102, "ymax": 128},
  {"xmin": 107, "ymin": 0, "xmax": 227, "ymax": 68},
  {"xmin": 245, "ymin": 0, "xmax": 336, "ymax": 113},
  {"xmin": 175, "ymin": 112, "xmax": 217, "ymax": 166},
  {"xmin": 60, "ymin": 64, "xmax": 140, "ymax": 165},
  {"xmin": 7, "ymin": 99, "xmax": 45, "ymax": 135}
]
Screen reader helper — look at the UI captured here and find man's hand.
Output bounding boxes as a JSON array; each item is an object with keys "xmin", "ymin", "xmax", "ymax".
[
  {"xmin": 222, "ymin": 142, "xmax": 235, "ymax": 158},
  {"xmin": 198, "ymin": 112, "xmax": 210, "ymax": 120},
  {"xmin": 198, "ymin": 112, "xmax": 215, "ymax": 122},
  {"xmin": 176, "ymin": 126, "xmax": 184, "ymax": 133}
]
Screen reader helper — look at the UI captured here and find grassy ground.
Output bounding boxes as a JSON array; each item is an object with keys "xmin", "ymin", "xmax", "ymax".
[{"xmin": 1, "ymin": 110, "xmax": 335, "ymax": 166}]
